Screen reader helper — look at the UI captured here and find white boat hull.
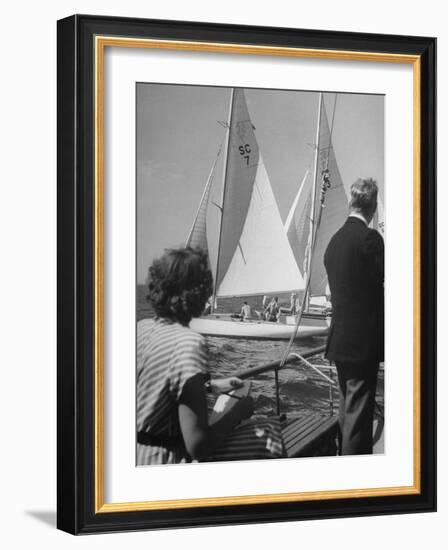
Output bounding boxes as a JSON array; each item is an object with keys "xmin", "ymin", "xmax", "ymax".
[{"xmin": 190, "ymin": 315, "xmax": 329, "ymax": 340}]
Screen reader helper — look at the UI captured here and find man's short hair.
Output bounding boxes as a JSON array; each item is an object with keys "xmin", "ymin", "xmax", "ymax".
[{"xmin": 349, "ymin": 178, "xmax": 378, "ymax": 216}]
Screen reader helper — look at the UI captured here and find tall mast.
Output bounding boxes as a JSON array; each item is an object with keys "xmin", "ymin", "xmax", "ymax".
[
  {"xmin": 304, "ymin": 92, "xmax": 323, "ymax": 311},
  {"xmin": 212, "ymin": 88, "xmax": 235, "ymax": 311}
]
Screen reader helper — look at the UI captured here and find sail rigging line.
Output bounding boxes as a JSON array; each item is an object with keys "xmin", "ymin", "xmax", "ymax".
[
  {"xmin": 237, "ymin": 242, "xmax": 247, "ymax": 264},
  {"xmin": 274, "ymin": 94, "xmax": 339, "ymax": 414},
  {"xmin": 212, "ymin": 88, "xmax": 235, "ymax": 311},
  {"xmin": 278, "ymin": 170, "xmax": 330, "ymax": 366},
  {"xmin": 278, "ymin": 94, "xmax": 324, "ymax": 379},
  {"xmin": 329, "ymin": 94, "xmax": 338, "ymax": 148},
  {"xmin": 285, "ymin": 94, "xmax": 338, "ymax": 349},
  {"xmin": 272, "ymin": 165, "xmax": 331, "ymax": 414}
]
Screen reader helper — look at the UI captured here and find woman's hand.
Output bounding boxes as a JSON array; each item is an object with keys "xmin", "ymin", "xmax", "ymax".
[
  {"xmin": 178, "ymin": 374, "xmax": 253, "ymax": 460},
  {"xmin": 210, "ymin": 377, "xmax": 244, "ymax": 394}
]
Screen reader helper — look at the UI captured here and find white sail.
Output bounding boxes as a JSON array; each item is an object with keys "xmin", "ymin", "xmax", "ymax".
[
  {"xmin": 309, "ymin": 98, "xmax": 348, "ymax": 297},
  {"xmin": 285, "ymin": 169, "xmax": 310, "ymax": 233},
  {"xmin": 186, "ymin": 163, "xmax": 215, "ymax": 252},
  {"xmin": 286, "ymin": 96, "xmax": 348, "ymax": 298},
  {"xmin": 217, "ymin": 156, "xmax": 304, "ymax": 297},
  {"xmin": 186, "ymin": 139, "xmax": 225, "ymax": 281},
  {"xmin": 284, "ymin": 169, "xmax": 312, "ymax": 277},
  {"xmin": 215, "ymin": 89, "xmax": 258, "ymax": 291},
  {"xmin": 188, "ymin": 88, "xmax": 305, "ymax": 299}
]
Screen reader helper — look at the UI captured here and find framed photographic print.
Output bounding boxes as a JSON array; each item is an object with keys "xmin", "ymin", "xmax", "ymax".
[{"xmin": 57, "ymin": 14, "xmax": 436, "ymax": 534}]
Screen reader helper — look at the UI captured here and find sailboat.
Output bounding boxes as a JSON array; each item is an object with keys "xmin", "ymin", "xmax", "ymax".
[
  {"xmin": 285, "ymin": 93, "xmax": 385, "ymax": 314},
  {"xmin": 285, "ymin": 94, "xmax": 348, "ymax": 313},
  {"xmin": 189, "ymin": 88, "xmax": 330, "ymax": 340}
]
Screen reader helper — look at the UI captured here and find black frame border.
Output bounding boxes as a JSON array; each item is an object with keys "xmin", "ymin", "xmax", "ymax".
[{"xmin": 57, "ymin": 14, "xmax": 436, "ymax": 534}]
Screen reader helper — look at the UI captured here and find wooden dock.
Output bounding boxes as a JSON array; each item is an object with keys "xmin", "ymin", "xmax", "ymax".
[
  {"xmin": 234, "ymin": 346, "xmax": 339, "ymax": 457},
  {"xmin": 282, "ymin": 414, "xmax": 338, "ymax": 458},
  {"xmin": 233, "ymin": 346, "xmax": 383, "ymax": 458}
]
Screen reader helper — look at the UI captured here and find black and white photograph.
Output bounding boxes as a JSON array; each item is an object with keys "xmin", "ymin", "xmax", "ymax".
[
  {"xmin": 0, "ymin": 0, "xmax": 440, "ymax": 542},
  {"xmin": 136, "ymin": 83, "xmax": 385, "ymax": 466}
]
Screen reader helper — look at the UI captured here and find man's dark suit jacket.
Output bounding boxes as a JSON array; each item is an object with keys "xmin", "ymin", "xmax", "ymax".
[{"xmin": 324, "ymin": 216, "xmax": 384, "ymax": 364}]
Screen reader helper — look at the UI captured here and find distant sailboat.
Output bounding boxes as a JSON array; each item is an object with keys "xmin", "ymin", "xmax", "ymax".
[
  {"xmin": 286, "ymin": 95, "xmax": 365, "ymax": 312},
  {"xmin": 189, "ymin": 88, "xmax": 329, "ymax": 339},
  {"xmin": 285, "ymin": 95, "xmax": 385, "ymax": 313}
]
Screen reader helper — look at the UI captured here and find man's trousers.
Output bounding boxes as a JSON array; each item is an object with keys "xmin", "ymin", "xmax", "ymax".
[{"xmin": 335, "ymin": 361, "xmax": 379, "ymax": 455}]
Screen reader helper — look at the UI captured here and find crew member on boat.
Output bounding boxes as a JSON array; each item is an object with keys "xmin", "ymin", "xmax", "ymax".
[
  {"xmin": 240, "ymin": 301, "xmax": 252, "ymax": 321},
  {"xmin": 264, "ymin": 296, "xmax": 280, "ymax": 322},
  {"xmin": 279, "ymin": 292, "xmax": 300, "ymax": 316},
  {"xmin": 262, "ymin": 295, "xmax": 269, "ymax": 309},
  {"xmin": 290, "ymin": 292, "xmax": 298, "ymax": 314},
  {"xmin": 324, "ymin": 178, "xmax": 384, "ymax": 455},
  {"xmin": 137, "ymin": 247, "xmax": 285, "ymax": 465}
]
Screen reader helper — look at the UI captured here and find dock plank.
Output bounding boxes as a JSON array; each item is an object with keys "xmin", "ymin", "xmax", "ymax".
[
  {"xmin": 290, "ymin": 417, "xmax": 338, "ymax": 457},
  {"xmin": 282, "ymin": 415, "xmax": 338, "ymax": 458},
  {"xmin": 283, "ymin": 415, "xmax": 327, "ymax": 446},
  {"xmin": 285, "ymin": 417, "xmax": 331, "ymax": 450},
  {"xmin": 282, "ymin": 414, "xmax": 322, "ymax": 443}
]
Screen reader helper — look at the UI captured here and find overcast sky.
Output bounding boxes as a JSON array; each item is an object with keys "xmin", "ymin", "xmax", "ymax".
[{"xmin": 137, "ymin": 83, "xmax": 384, "ymax": 283}]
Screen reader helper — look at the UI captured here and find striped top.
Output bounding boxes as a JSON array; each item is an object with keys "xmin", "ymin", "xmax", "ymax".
[{"xmin": 137, "ymin": 317, "xmax": 208, "ymax": 465}]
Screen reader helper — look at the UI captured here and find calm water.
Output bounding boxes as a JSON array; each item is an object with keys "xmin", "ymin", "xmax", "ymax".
[{"xmin": 137, "ymin": 285, "xmax": 384, "ymax": 419}]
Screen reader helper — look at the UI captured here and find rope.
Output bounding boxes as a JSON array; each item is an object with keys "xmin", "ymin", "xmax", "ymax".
[
  {"xmin": 288, "ymin": 352, "xmax": 337, "ymax": 385},
  {"xmin": 274, "ymin": 93, "xmax": 339, "ymax": 413}
]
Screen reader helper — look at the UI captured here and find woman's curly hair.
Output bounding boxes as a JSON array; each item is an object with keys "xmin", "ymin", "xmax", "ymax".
[{"xmin": 146, "ymin": 247, "xmax": 213, "ymax": 326}]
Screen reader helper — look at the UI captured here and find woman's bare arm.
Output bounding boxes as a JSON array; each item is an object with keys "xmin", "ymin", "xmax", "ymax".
[
  {"xmin": 178, "ymin": 373, "xmax": 253, "ymax": 461},
  {"xmin": 210, "ymin": 377, "xmax": 244, "ymax": 394}
]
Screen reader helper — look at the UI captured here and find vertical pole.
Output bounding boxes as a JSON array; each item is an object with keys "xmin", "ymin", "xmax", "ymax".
[
  {"xmin": 329, "ymin": 368, "xmax": 334, "ymax": 416},
  {"xmin": 304, "ymin": 92, "xmax": 323, "ymax": 312},
  {"xmin": 212, "ymin": 88, "xmax": 235, "ymax": 312},
  {"xmin": 274, "ymin": 369, "xmax": 281, "ymax": 417}
]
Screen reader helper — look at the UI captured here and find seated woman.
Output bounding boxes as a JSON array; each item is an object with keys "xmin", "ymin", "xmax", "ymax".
[{"xmin": 137, "ymin": 247, "xmax": 284, "ymax": 465}]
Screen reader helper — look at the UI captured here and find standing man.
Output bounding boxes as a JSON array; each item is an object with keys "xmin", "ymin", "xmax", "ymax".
[
  {"xmin": 324, "ymin": 178, "xmax": 384, "ymax": 455},
  {"xmin": 240, "ymin": 301, "xmax": 252, "ymax": 321}
]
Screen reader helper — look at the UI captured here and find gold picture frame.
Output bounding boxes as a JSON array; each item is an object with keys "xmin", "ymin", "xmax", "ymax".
[{"xmin": 58, "ymin": 15, "xmax": 436, "ymax": 534}]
